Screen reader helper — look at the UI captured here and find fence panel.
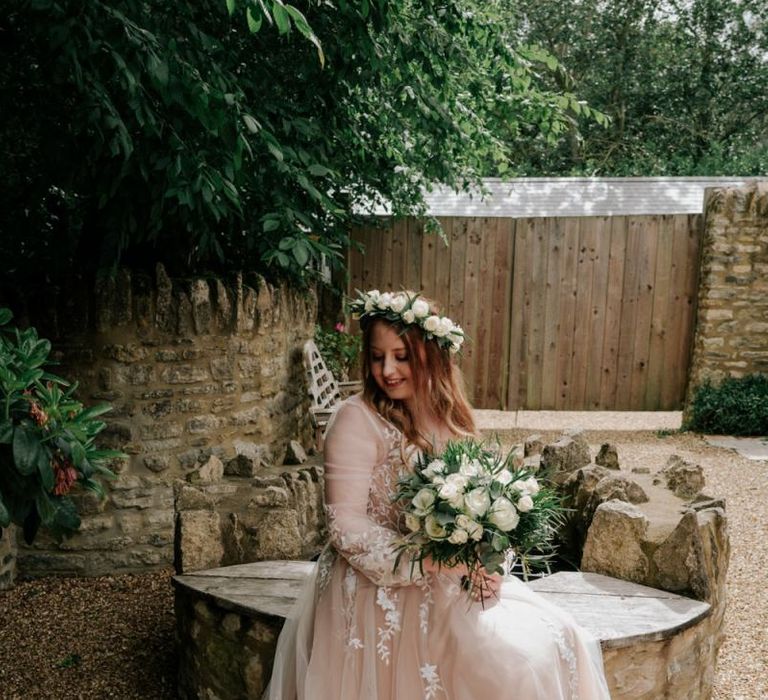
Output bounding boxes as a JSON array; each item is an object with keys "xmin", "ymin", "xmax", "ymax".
[{"xmin": 349, "ymin": 214, "xmax": 700, "ymax": 410}]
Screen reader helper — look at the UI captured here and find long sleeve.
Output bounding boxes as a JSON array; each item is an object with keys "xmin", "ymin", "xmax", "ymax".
[{"xmin": 323, "ymin": 399, "xmax": 423, "ymax": 588}]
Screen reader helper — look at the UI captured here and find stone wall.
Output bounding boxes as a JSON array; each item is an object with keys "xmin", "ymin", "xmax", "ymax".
[
  {"xmin": 686, "ymin": 182, "xmax": 768, "ymax": 404},
  {"xmin": 0, "ymin": 525, "xmax": 17, "ymax": 590},
  {"xmin": 11, "ymin": 267, "xmax": 318, "ymax": 578}
]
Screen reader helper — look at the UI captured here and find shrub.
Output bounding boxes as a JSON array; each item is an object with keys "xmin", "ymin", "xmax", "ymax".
[
  {"xmin": 684, "ymin": 374, "xmax": 768, "ymax": 436},
  {"xmin": 314, "ymin": 323, "xmax": 360, "ymax": 383},
  {"xmin": 0, "ymin": 309, "xmax": 120, "ymax": 544}
]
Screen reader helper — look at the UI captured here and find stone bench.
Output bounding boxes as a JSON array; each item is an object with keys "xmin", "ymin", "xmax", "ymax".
[{"xmin": 174, "ymin": 561, "xmax": 713, "ymax": 700}]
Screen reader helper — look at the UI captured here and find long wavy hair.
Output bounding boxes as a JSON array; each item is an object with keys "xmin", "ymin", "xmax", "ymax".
[{"xmin": 360, "ymin": 308, "xmax": 476, "ymax": 453}]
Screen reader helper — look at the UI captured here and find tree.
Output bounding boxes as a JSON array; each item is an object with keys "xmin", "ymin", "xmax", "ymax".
[
  {"xmin": 0, "ymin": 0, "xmax": 582, "ymax": 287},
  {"xmin": 510, "ymin": 0, "xmax": 768, "ymax": 175}
]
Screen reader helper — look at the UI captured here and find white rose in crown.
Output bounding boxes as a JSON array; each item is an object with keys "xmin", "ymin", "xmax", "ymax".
[
  {"xmin": 448, "ymin": 528, "xmax": 469, "ymax": 545},
  {"xmin": 411, "ymin": 488, "xmax": 436, "ymax": 516},
  {"xmin": 434, "ymin": 317, "xmax": 453, "ymax": 337},
  {"xmin": 377, "ymin": 292, "xmax": 393, "ymax": 310},
  {"xmin": 456, "ymin": 514, "xmax": 484, "ymax": 541},
  {"xmin": 425, "ymin": 514, "xmax": 447, "ymax": 539},
  {"xmin": 411, "ymin": 298, "xmax": 430, "ymax": 319},
  {"xmin": 516, "ymin": 495, "xmax": 534, "ymax": 513},
  {"xmin": 489, "ymin": 497, "xmax": 520, "ymax": 531},
  {"xmin": 494, "ymin": 469, "xmax": 513, "ymax": 485},
  {"xmin": 390, "ymin": 294, "xmax": 408, "ymax": 313},
  {"xmin": 405, "ymin": 514, "xmax": 421, "ymax": 532},
  {"xmin": 423, "ymin": 315, "xmax": 441, "ymax": 333},
  {"xmin": 464, "ymin": 487, "xmax": 491, "ymax": 518},
  {"xmin": 402, "ymin": 309, "xmax": 416, "ymax": 324}
]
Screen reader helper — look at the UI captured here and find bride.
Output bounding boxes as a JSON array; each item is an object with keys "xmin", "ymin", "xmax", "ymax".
[{"xmin": 265, "ymin": 290, "xmax": 610, "ymax": 699}]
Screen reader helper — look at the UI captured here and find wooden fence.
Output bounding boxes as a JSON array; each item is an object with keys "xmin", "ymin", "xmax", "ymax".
[{"xmin": 348, "ymin": 214, "xmax": 702, "ymax": 410}]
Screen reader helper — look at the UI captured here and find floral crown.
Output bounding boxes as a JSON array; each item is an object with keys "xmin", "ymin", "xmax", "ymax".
[{"xmin": 348, "ymin": 289, "xmax": 466, "ymax": 354}]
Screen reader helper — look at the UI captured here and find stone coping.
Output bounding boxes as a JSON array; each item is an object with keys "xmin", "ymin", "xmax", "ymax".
[{"xmin": 173, "ymin": 561, "xmax": 710, "ymax": 651}]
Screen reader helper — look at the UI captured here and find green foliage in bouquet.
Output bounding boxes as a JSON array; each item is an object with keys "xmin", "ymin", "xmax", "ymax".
[
  {"xmin": 393, "ymin": 438, "xmax": 566, "ymax": 589},
  {"xmin": 0, "ymin": 308, "xmax": 120, "ymax": 545},
  {"xmin": 314, "ymin": 324, "xmax": 361, "ymax": 382},
  {"xmin": 684, "ymin": 374, "xmax": 768, "ymax": 437}
]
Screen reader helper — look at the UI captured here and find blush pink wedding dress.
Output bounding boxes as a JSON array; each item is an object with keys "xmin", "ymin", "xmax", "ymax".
[{"xmin": 265, "ymin": 395, "xmax": 610, "ymax": 699}]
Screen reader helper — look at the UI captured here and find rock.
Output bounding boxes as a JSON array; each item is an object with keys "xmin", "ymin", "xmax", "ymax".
[
  {"xmin": 283, "ymin": 440, "xmax": 308, "ymax": 465},
  {"xmin": 689, "ymin": 493, "xmax": 726, "ymax": 511},
  {"xmin": 524, "ymin": 434, "xmax": 544, "ymax": 457},
  {"xmin": 595, "ymin": 443, "xmax": 620, "ymax": 470},
  {"xmin": 592, "ymin": 474, "xmax": 649, "ymax": 505},
  {"xmin": 175, "ymin": 510, "xmax": 224, "ymax": 573},
  {"xmin": 523, "ymin": 455, "xmax": 541, "ymax": 472},
  {"xmin": 582, "ymin": 500, "xmax": 650, "ymax": 583},
  {"xmin": 652, "ymin": 507, "xmax": 729, "ymax": 605},
  {"xmin": 631, "ymin": 467, "xmax": 651, "ymax": 474},
  {"xmin": 194, "ymin": 455, "xmax": 224, "ymax": 483},
  {"xmin": 242, "ymin": 509, "xmax": 302, "ymax": 560},
  {"xmin": 174, "ymin": 483, "xmax": 216, "ymax": 512},
  {"xmin": 71, "ymin": 490, "xmax": 108, "ymax": 515},
  {"xmin": 225, "ymin": 454, "xmax": 259, "ymax": 477},
  {"xmin": 540, "ymin": 432, "xmax": 591, "ymax": 483},
  {"xmin": 249, "ymin": 486, "xmax": 291, "ymax": 508},
  {"xmin": 654, "ymin": 455, "xmax": 705, "ymax": 499}
]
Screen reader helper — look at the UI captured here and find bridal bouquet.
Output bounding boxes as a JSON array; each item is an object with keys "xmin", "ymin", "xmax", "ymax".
[{"xmin": 393, "ymin": 439, "xmax": 564, "ymax": 599}]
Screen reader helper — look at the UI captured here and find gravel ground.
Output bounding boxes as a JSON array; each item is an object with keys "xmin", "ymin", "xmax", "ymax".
[{"xmin": 0, "ymin": 429, "xmax": 765, "ymax": 699}]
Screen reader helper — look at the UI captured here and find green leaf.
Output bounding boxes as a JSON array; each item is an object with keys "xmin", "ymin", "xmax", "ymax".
[
  {"xmin": 0, "ymin": 420, "xmax": 12, "ymax": 444},
  {"xmin": 292, "ymin": 242, "xmax": 310, "ymax": 267},
  {"xmin": 272, "ymin": 2, "xmax": 290, "ymax": 34},
  {"xmin": 308, "ymin": 163, "xmax": 330, "ymax": 177},
  {"xmin": 13, "ymin": 424, "xmax": 46, "ymax": 476},
  {"xmin": 243, "ymin": 114, "xmax": 261, "ymax": 133},
  {"xmin": 0, "ymin": 492, "xmax": 10, "ymax": 528},
  {"xmin": 0, "ymin": 308, "xmax": 12, "ymax": 326},
  {"xmin": 226, "ymin": 0, "xmax": 236, "ymax": 16},
  {"xmin": 70, "ymin": 441, "xmax": 86, "ymax": 469},
  {"xmin": 38, "ymin": 452, "xmax": 54, "ymax": 492},
  {"xmin": 246, "ymin": 8, "xmax": 263, "ymax": 33},
  {"xmin": 53, "ymin": 498, "xmax": 80, "ymax": 532}
]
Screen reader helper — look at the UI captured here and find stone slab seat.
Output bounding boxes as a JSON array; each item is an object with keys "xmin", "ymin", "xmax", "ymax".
[{"xmin": 173, "ymin": 561, "xmax": 713, "ymax": 700}]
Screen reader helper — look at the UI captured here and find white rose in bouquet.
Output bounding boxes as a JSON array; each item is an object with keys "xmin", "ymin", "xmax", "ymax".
[
  {"xmin": 464, "ymin": 487, "xmax": 491, "ymax": 518},
  {"xmin": 511, "ymin": 479, "xmax": 529, "ymax": 495},
  {"xmin": 423, "ymin": 315, "xmax": 441, "ymax": 333},
  {"xmin": 425, "ymin": 514, "xmax": 447, "ymax": 539},
  {"xmin": 493, "ymin": 468, "xmax": 513, "ymax": 485},
  {"xmin": 448, "ymin": 528, "xmax": 469, "ymax": 545},
  {"xmin": 423, "ymin": 459, "xmax": 446, "ymax": 478},
  {"xmin": 489, "ymin": 497, "xmax": 520, "ymax": 531},
  {"xmin": 411, "ymin": 298, "xmax": 430, "ymax": 318},
  {"xmin": 459, "ymin": 456, "xmax": 481, "ymax": 477},
  {"xmin": 402, "ymin": 309, "xmax": 416, "ymax": 324},
  {"xmin": 524, "ymin": 477, "xmax": 540, "ymax": 495},
  {"xmin": 516, "ymin": 495, "xmax": 534, "ymax": 513},
  {"xmin": 411, "ymin": 488, "xmax": 436, "ymax": 516},
  {"xmin": 456, "ymin": 514, "xmax": 484, "ymax": 541},
  {"xmin": 438, "ymin": 476, "xmax": 466, "ymax": 509},
  {"xmin": 405, "ymin": 514, "xmax": 422, "ymax": 532}
]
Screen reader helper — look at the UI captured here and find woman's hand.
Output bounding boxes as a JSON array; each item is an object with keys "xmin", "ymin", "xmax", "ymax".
[{"xmin": 468, "ymin": 569, "xmax": 502, "ymax": 604}]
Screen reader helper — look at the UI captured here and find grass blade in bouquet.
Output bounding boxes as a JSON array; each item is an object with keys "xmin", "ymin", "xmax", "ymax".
[{"xmin": 393, "ymin": 437, "xmax": 564, "ymax": 602}]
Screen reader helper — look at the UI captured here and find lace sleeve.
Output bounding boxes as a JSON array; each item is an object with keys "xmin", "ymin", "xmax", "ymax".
[{"xmin": 323, "ymin": 399, "xmax": 423, "ymax": 588}]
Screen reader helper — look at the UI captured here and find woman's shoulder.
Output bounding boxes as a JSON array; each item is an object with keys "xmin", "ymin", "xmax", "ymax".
[{"xmin": 327, "ymin": 394, "xmax": 397, "ymax": 443}]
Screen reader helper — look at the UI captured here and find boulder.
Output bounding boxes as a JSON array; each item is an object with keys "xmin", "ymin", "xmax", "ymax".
[
  {"xmin": 582, "ymin": 500, "xmax": 650, "ymax": 583},
  {"xmin": 524, "ymin": 434, "xmax": 544, "ymax": 457},
  {"xmin": 595, "ymin": 443, "xmax": 620, "ymax": 470},
  {"xmin": 241, "ymin": 509, "xmax": 302, "ymax": 561},
  {"xmin": 592, "ymin": 474, "xmax": 649, "ymax": 506},
  {"xmin": 225, "ymin": 454, "xmax": 259, "ymax": 477},
  {"xmin": 174, "ymin": 483, "xmax": 216, "ymax": 512},
  {"xmin": 540, "ymin": 431, "xmax": 591, "ymax": 483},
  {"xmin": 654, "ymin": 455, "xmax": 705, "ymax": 499},
  {"xmin": 196, "ymin": 455, "xmax": 224, "ymax": 483}
]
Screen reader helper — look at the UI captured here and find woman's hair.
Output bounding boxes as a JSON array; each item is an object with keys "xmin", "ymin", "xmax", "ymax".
[{"xmin": 360, "ymin": 301, "xmax": 476, "ymax": 452}]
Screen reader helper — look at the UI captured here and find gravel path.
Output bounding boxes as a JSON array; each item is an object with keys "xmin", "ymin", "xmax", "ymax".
[{"xmin": 0, "ymin": 430, "xmax": 765, "ymax": 699}]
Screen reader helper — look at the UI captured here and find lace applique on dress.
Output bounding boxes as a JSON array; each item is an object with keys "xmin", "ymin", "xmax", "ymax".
[
  {"xmin": 375, "ymin": 586, "xmax": 401, "ymax": 664},
  {"xmin": 417, "ymin": 577, "xmax": 434, "ymax": 635},
  {"xmin": 343, "ymin": 567, "xmax": 364, "ymax": 651},
  {"xmin": 420, "ymin": 663, "xmax": 444, "ymax": 699},
  {"xmin": 541, "ymin": 615, "xmax": 579, "ymax": 698}
]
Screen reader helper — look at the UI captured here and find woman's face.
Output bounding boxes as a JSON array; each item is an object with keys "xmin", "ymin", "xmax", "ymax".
[{"xmin": 369, "ymin": 322, "xmax": 415, "ymax": 404}]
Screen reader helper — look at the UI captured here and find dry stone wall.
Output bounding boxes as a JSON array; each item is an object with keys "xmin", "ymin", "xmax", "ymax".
[
  {"xmin": 12, "ymin": 267, "xmax": 318, "ymax": 578},
  {"xmin": 687, "ymin": 182, "xmax": 768, "ymax": 403}
]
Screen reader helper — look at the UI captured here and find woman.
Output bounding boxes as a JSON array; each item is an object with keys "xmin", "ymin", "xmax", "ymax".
[{"xmin": 266, "ymin": 290, "xmax": 610, "ymax": 699}]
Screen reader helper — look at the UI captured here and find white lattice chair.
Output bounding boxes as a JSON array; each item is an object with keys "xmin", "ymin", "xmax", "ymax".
[{"xmin": 303, "ymin": 340, "xmax": 361, "ymax": 449}]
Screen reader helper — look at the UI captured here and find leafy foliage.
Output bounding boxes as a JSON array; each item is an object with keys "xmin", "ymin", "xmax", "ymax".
[
  {"xmin": 684, "ymin": 374, "xmax": 768, "ymax": 436},
  {"xmin": 314, "ymin": 324, "xmax": 360, "ymax": 382},
  {"xmin": 0, "ymin": 309, "xmax": 120, "ymax": 544},
  {"xmin": 0, "ymin": 0, "xmax": 579, "ymax": 288},
  {"xmin": 510, "ymin": 0, "xmax": 768, "ymax": 175}
]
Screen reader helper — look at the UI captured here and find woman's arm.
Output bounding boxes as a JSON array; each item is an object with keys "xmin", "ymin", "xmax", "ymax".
[{"xmin": 324, "ymin": 401, "xmax": 425, "ymax": 587}]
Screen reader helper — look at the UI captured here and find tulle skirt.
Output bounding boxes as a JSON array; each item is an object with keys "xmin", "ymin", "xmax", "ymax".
[{"xmin": 264, "ymin": 547, "xmax": 610, "ymax": 699}]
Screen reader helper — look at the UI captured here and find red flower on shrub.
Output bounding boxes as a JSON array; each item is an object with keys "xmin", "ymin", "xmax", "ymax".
[
  {"xmin": 52, "ymin": 455, "xmax": 78, "ymax": 496},
  {"xmin": 29, "ymin": 401, "xmax": 48, "ymax": 427}
]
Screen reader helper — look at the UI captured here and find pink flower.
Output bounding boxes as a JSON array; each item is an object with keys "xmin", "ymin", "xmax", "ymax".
[{"xmin": 334, "ymin": 322, "xmax": 346, "ymax": 333}]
